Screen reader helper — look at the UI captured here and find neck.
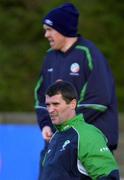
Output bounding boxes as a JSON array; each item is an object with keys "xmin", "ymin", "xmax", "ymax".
[
  {"xmin": 64, "ymin": 111, "xmax": 76, "ymax": 123},
  {"xmin": 68, "ymin": 112, "xmax": 76, "ymax": 120},
  {"xmin": 61, "ymin": 37, "xmax": 78, "ymax": 52}
]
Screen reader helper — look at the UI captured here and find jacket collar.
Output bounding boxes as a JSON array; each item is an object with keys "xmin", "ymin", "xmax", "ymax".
[{"xmin": 55, "ymin": 114, "xmax": 84, "ymax": 132}]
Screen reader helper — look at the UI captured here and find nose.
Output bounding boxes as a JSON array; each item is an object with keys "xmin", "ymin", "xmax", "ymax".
[
  {"xmin": 44, "ymin": 30, "xmax": 49, "ymax": 38},
  {"xmin": 48, "ymin": 105, "xmax": 54, "ymax": 113}
]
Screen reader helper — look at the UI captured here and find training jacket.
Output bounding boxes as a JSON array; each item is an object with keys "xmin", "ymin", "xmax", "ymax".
[
  {"xmin": 34, "ymin": 36, "xmax": 119, "ymax": 150},
  {"xmin": 41, "ymin": 114, "xmax": 119, "ymax": 180}
]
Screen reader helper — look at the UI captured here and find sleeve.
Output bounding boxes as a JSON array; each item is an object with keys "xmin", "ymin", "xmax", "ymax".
[
  {"xmin": 34, "ymin": 62, "xmax": 55, "ymax": 132},
  {"xmin": 76, "ymin": 50, "xmax": 116, "ymax": 123},
  {"xmin": 78, "ymin": 129, "xmax": 119, "ymax": 179},
  {"xmin": 98, "ymin": 170, "xmax": 120, "ymax": 180}
]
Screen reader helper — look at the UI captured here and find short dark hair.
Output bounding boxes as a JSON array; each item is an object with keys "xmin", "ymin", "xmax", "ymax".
[{"xmin": 46, "ymin": 81, "xmax": 78, "ymax": 104}]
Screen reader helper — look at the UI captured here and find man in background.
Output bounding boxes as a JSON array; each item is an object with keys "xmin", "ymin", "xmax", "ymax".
[{"xmin": 34, "ymin": 2, "xmax": 119, "ymax": 177}]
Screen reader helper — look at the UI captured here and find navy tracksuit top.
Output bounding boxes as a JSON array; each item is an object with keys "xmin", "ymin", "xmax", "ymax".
[
  {"xmin": 41, "ymin": 115, "xmax": 119, "ymax": 180},
  {"xmin": 34, "ymin": 36, "xmax": 119, "ymax": 150}
]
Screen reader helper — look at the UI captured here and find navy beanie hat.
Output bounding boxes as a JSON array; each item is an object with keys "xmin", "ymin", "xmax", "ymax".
[{"xmin": 43, "ymin": 3, "xmax": 79, "ymax": 37}]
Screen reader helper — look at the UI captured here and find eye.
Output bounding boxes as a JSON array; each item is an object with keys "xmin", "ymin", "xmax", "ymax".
[
  {"xmin": 53, "ymin": 102, "xmax": 59, "ymax": 106},
  {"xmin": 46, "ymin": 103, "xmax": 50, "ymax": 107}
]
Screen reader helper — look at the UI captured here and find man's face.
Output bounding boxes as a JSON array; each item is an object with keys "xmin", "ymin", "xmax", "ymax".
[
  {"xmin": 43, "ymin": 24, "xmax": 66, "ymax": 51},
  {"xmin": 45, "ymin": 94, "xmax": 76, "ymax": 125}
]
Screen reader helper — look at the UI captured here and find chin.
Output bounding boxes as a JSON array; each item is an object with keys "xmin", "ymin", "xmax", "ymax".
[
  {"xmin": 52, "ymin": 121, "xmax": 60, "ymax": 125},
  {"xmin": 53, "ymin": 122, "xmax": 58, "ymax": 125},
  {"xmin": 52, "ymin": 45, "xmax": 59, "ymax": 50}
]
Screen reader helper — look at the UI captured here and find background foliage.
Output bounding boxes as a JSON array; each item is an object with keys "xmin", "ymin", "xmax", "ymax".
[{"xmin": 0, "ymin": 0, "xmax": 124, "ymax": 112}]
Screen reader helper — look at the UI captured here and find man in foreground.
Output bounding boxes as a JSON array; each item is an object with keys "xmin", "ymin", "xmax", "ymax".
[{"xmin": 41, "ymin": 81, "xmax": 119, "ymax": 180}]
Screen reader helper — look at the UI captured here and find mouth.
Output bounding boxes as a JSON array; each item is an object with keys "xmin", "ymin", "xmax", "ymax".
[
  {"xmin": 48, "ymin": 39, "xmax": 54, "ymax": 46},
  {"xmin": 50, "ymin": 114, "xmax": 57, "ymax": 120}
]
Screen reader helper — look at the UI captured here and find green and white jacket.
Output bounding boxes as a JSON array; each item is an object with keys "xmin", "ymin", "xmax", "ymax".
[{"xmin": 41, "ymin": 114, "xmax": 119, "ymax": 180}]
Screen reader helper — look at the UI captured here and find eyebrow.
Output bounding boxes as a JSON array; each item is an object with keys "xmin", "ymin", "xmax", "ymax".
[{"xmin": 46, "ymin": 102, "xmax": 60, "ymax": 106}]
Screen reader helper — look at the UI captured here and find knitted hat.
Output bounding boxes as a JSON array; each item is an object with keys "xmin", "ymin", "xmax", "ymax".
[{"xmin": 43, "ymin": 3, "xmax": 79, "ymax": 37}]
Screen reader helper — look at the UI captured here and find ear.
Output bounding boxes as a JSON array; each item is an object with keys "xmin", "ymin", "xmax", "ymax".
[{"xmin": 70, "ymin": 99, "xmax": 77, "ymax": 110}]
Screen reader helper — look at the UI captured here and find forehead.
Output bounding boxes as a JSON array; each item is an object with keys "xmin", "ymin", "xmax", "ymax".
[
  {"xmin": 45, "ymin": 94, "xmax": 64, "ymax": 102},
  {"xmin": 43, "ymin": 24, "xmax": 53, "ymax": 30}
]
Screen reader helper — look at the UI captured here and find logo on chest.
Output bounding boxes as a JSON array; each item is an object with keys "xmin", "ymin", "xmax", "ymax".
[
  {"xmin": 60, "ymin": 140, "xmax": 71, "ymax": 151},
  {"xmin": 47, "ymin": 68, "xmax": 53, "ymax": 72},
  {"xmin": 70, "ymin": 63, "xmax": 80, "ymax": 76}
]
